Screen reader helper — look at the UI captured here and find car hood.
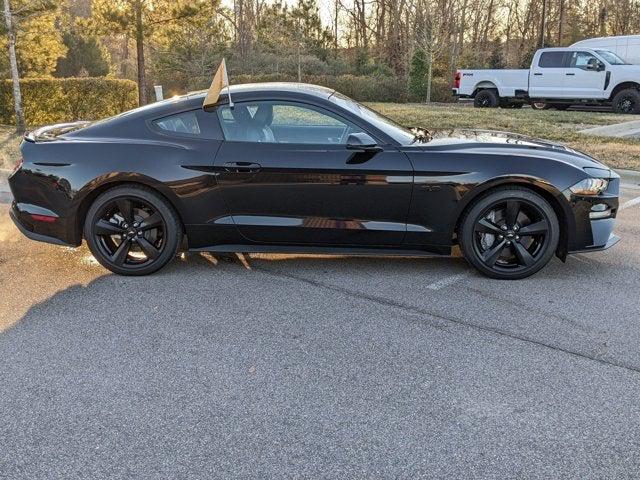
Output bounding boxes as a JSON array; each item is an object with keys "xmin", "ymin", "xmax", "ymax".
[{"xmin": 406, "ymin": 128, "xmax": 609, "ymax": 171}]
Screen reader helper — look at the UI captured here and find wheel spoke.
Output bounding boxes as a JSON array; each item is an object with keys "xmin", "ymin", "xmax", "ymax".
[
  {"xmin": 482, "ymin": 239, "xmax": 508, "ymax": 267},
  {"xmin": 116, "ymin": 199, "xmax": 134, "ymax": 225},
  {"xmin": 95, "ymin": 219, "xmax": 124, "ymax": 236},
  {"xmin": 476, "ymin": 218, "xmax": 503, "ymax": 235},
  {"xmin": 110, "ymin": 239, "xmax": 131, "ymax": 266},
  {"xmin": 139, "ymin": 212, "xmax": 162, "ymax": 231},
  {"xmin": 513, "ymin": 242, "xmax": 535, "ymax": 267},
  {"xmin": 519, "ymin": 220, "xmax": 548, "ymax": 236},
  {"xmin": 137, "ymin": 237, "xmax": 160, "ymax": 259},
  {"xmin": 505, "ymin": 200, "xmax": 520, "ymax": 227}
]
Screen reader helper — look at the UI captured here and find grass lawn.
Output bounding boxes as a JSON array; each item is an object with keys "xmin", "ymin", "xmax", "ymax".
[
  {"xmin": 372, "ymin": 103, "xmax": 640, "ymax": 171},
  {"xmin": 2, "ymin": 103, "xmax": 639, "ymax": 171}
]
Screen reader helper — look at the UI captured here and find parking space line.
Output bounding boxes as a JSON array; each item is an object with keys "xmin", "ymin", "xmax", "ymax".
[
  {"xmin": 426, "ymin": 272, "xmax": 469, "ymax": 290},
  {"xmin": 620, "ymin": 195, "xmax": 640, "ymax": 211},
  {"xmin": 255, "ymin": 265, "xmax": 640, "ymax": 375}
]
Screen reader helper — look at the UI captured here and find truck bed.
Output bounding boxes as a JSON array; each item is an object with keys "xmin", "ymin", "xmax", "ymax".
[{"xmin": 456, "ymin": 69, "xmax": 529, "ymax": 98}]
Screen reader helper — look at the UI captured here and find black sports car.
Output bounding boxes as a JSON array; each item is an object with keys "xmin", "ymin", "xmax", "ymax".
[{"xmin": 8, "ymin": 83, "xmax": 620, "ymax": 278}]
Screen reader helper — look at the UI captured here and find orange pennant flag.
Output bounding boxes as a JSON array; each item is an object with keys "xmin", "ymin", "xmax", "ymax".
[{"xmin": 203, "ymin": 58, "xmax": 231, "ymax": 109}]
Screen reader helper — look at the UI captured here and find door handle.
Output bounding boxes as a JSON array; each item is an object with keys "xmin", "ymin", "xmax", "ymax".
[
  {"xmin": 566, "ymin": 73, "xmax": 575, "ymax": 76},
  {"xmin": 223, "ymin": 161, "xmax": 261, "ymax": 173},
  {"xmin": 533, "ymin": 73, "xmax": 543, "ymax": 76}
]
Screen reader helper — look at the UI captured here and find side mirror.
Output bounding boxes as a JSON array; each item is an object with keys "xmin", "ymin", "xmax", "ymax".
[
  {"xmin": 586, "ymin": 58, "xmax": 602, "ymax": 71},
  {"xmin": 346, "ymin": 132, "xmax": 380, "ymax": 151}
]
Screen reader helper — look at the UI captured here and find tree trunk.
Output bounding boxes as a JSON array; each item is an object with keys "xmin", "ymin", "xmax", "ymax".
[
  {"xmin": 426, "ymin": 48, "xmax": 433, "ymax": 103},
  {"xmin": 558, "ymin": 0, "xmax": 565, "ymax": 45},
  {"xmin": 539, "ymin": 0, "xmax": 547, "ymax": 48},
  {"xmin": 3, "ymin": 0, "xmax": 26, "ymax": 133},
  {"xmin": 135, "ymin": 1, "xmax": 147, "ymax": 106}
]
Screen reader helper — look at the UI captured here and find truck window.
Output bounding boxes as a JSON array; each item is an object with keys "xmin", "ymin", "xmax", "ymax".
[
  {"xmin": 538, "ymin": 51, "xmax": 566, "ymax": 68},
  {"xmin": 568, "ymin": 51, "xmax": 599, "ymax": 69}
]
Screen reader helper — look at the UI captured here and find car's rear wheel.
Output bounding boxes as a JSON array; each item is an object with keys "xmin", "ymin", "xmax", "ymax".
[
  {"xmin": 459, "ymin": 187, "xmax": 559, "ymax": 279},
  {"xmin": 84, "ymin": 185, "xmax": 182, "ymax": 276},
  {"xmin": 474, "ymin": 89, "xmax": 499, "ymax": 108}
]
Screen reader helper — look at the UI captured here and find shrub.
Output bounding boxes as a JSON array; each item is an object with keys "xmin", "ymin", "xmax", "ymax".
[
  {"xmin": 0, "ymin": 77, "xmax": 138, "ymax": 126},
  {"xmin": 409, "ymin": 49, "xmax": 429, "ymax": 102},
  {"xmin": 231, "ymin": 73, "xmax": 408, "ymax": 102}
]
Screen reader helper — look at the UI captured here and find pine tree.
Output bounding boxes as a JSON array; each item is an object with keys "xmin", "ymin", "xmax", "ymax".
[{"xmin": 408, "ymin": 48, "xmax": 429, "ymax": 102}]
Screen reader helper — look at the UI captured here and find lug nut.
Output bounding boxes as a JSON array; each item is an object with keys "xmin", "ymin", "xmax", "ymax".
[
  {"xmin": 498, "ymin": 235, "xmax": 503, "ymax": 239},
  {"xmin": 506, "ymin": 241, "xmax": 511, "ymax": 245},
  {"xmin": 501, "ymin": 225, "xmax": 507, "ymax": 231}
]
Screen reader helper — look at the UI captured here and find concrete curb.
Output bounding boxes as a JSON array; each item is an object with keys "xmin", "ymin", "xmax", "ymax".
[
  {"xmin": 616, "ymin": 169, "xmax": 640, "ymax": 186},
  {"xmin": 580, "ymin": 120, "xmax": 640, "ymax": 138}
]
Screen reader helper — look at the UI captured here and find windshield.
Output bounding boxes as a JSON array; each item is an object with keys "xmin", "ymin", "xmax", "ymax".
[
  {"xmin": 328, "ymin": 92, "xmax": 415, "ymax": 144},
  {"xmin": 596, "ymin": 50, "xmax": 627, "ymax": 65}
]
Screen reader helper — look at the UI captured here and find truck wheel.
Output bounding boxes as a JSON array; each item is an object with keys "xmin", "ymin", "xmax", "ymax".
[
  {"xmin": 612, "ymin": 89, "xmax": 640, "ymax": 114},
  {"xmin": 474, "ymin": 89, "xmax": 499, "ymax": 108},
  {"xmin": 531, "ymin": 102, "xmax": 549, "ymax": 110}
]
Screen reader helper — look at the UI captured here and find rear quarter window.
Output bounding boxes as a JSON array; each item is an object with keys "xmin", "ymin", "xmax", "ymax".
[{"xmin": 151, "ymin": 109, "xmax": 223, "ymax": 140}]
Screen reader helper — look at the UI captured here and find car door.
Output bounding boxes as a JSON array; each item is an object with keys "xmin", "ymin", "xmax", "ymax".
[
  {"xmin": 212, "ymin": 100, "xmax": 413, "ymax": 246},
  {"xmin": 562, "ymin": 51, "xmax": 607, "ymax": 98},
  {"xmin": 529, "ymin": 50, "xmax": 567, "ymax": 98}
]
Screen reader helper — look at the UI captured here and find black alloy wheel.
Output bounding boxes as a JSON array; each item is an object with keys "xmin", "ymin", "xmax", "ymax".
[
  {"xmin": 460, "ymin": 188, "xmax": 559, "ymax": 279},
  {"xmin": 474, "ymin": 89, "xmax": 499, "ymax": 108},
  {"xmin": 612, "ymin": 88, "xmax": 640, "ymax": 114},
  {"xmin": 84, "ymin": 186, "xmax": 182, "ymax": 275}
]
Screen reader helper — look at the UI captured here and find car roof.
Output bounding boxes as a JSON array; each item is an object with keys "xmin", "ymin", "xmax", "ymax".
[
  {"xmin": 179, "ymin": 82, "xmax": 335, "ymax": 105},
  {"xmin": 115, "ymin": 82, "xmax": 336, "ymax": 119},
  {"xmin": 70, "ymin": 82, "xmax": 339, "ymax": 138}
]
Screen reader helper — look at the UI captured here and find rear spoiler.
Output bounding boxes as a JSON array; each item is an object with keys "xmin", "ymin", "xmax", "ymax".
[{"xmin": 25, "ymin": 121, "xmax": 91, "ymax": 143}]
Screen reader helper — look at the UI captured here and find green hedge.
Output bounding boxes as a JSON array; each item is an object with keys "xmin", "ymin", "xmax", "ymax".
[
  {"xmin": 231, "ymin": 74, "xmax": 454, "ymax": 103},
  {"xmin": 0, "ymin": 78, "xmax": 138, "ymax": 126},
  {"xmin": 232, "ymin": 74, "xmax": 408, "ymax": 102}
]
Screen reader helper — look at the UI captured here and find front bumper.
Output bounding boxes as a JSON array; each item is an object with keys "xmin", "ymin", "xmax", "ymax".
[{"xmin": 565, "ymin": 174, "xmax": 620, "ymax": 254}]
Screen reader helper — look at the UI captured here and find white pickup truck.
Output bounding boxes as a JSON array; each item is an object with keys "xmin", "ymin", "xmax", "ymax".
[{"xmin": 453, "ymin": 47, "xmax": 640, "ymax": 113}]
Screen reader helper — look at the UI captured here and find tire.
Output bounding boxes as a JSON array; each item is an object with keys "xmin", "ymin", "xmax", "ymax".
[
  {"xmin": 474, "ymin": 89, "xmax": 499, "ymax": 108},
  {"xmin": 612, "ymin": 88, "xmax": 640, "ymax": 114},
  {"xmin": 459, "ymin": 187, "xmax": 560, "ymax": 280},
  {"xmin": 84, "ymin": 185, "xmax": 182, "ymax": 276},
  {"xmin": 530, "ymin": 102, "xmax": 549, "ymax": 110}
]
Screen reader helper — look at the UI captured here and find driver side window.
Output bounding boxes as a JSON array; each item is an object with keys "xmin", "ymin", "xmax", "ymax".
[
  {"xmin": 569, "ymin": 51, "xmax": 599, "ymax": 69},
  {"xmin": 217, "ymin": 101, "xmax": 363, "ymax": 145}
]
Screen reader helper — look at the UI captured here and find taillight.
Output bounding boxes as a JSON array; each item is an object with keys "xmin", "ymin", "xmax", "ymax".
[
  {"xmin": 13, "ymin": 157, "xmax": 23, "ymax": 172},
  {"xmin": 30, "ymin": 214, "xmax": 57, "ymax": 223},
  {"xmin": 454, "ymin": 71, "xmax": 461, "ymax": 89}
]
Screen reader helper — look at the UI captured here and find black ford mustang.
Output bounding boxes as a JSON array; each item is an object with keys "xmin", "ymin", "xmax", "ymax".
[{"xmin": 8, "ymin": 83, "xmax": 619, "ymax": 279}]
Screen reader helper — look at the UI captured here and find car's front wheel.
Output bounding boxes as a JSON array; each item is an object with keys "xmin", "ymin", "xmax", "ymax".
[
  {"xmin": 84, "ymin": 185, "xmax": 182, "ymax": 276},
  {"xmin": 459, "ymin": 187, "xmax": 560, "ymax": 279}
]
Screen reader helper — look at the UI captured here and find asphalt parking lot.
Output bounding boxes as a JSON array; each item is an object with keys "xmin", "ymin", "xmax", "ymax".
[{"xmin": 1, "ymin": 177, "xmax": 639, "ymax": 479}]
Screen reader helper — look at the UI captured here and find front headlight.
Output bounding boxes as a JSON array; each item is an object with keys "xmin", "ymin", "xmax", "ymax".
[{"xmin": 569, "ymin": 178, "xmax": 609, "ymax": 195}]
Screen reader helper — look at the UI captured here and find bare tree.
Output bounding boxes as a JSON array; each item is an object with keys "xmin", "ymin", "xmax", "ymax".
[{"xmin": 3, "ymin": 0, "xmax": 26, "ymax": 133}]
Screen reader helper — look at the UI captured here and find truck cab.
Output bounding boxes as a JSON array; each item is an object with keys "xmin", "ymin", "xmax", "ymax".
[{"xmin": 454, "ymin": 47, "xmax": 640, "ymax": 113}]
